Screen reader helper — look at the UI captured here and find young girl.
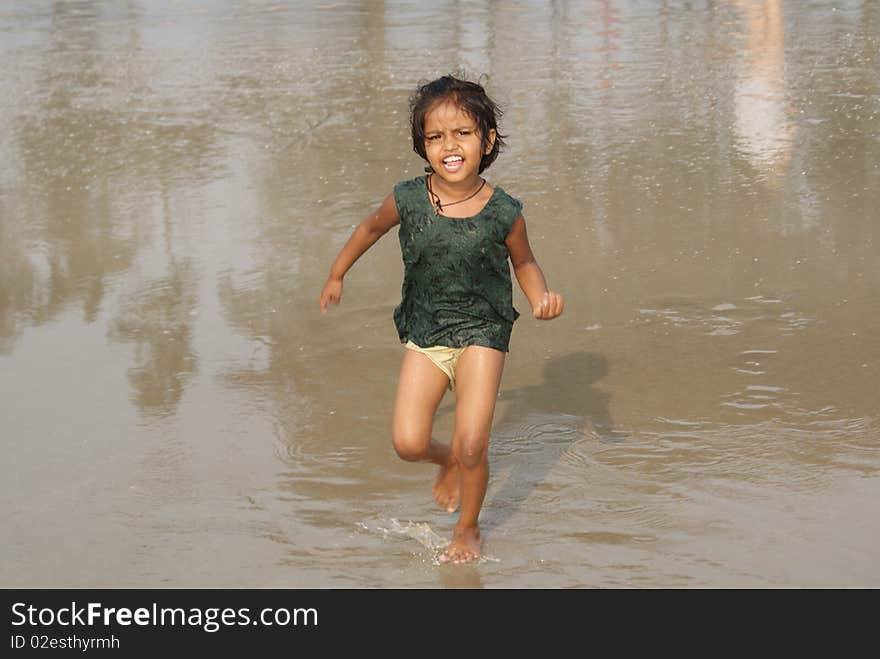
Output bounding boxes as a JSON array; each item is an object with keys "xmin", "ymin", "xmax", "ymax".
[{"xmin": 318, "ymin": 75, "xmax": 563, "ymax": 564}]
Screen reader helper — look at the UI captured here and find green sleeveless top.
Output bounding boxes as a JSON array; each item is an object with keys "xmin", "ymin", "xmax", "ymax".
[{"xmin": 392, "ymin": 175, "xmax": 522, "ymax": 352}]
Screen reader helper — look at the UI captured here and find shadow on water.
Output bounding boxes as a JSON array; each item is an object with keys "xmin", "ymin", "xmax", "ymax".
[{"xmin": 482, "ymin": 351, "xmax": 625, "ymax": 532}]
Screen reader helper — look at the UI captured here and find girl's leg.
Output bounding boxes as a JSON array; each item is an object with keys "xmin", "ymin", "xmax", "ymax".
[
  {"xmin": 440, "ymin": 346, "xmax": 505, "ymax": 564},
  {"xmin": 391, "ymin": 348, "xmax": 460, "ymax": 512}
]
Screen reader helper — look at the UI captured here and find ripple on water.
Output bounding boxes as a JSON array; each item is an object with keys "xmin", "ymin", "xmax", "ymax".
[
  {"xmin": 517, "ymin": 411, "xmax": 879, "ymax": 584},
  {"xmin": 654, "ymin": 417, "xmax": 715, "ymax": 428},
  {"xmin": 745, "ymin": 295, "xmax": 783, "ymax": 304},
  {"xmin": 491, "ymin": 415, "xmax": 584, "ymax": 457},
  {"xmin": 732, "ymin": 348, "xmax": 778, "ymax": 376},
  {"xmin": 633, "ymin": 414, "xmax": 879, "ymax": 490},
  {"xmin": 637, "ymin": 295, "xmax": 820, "ymax": 340}
]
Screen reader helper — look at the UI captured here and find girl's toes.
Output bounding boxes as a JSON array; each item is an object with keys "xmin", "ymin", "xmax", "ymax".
[
  {"xmin": 454, "ymin": 551, "xmax": 477, "ymax": 564},
  {"xmin": 439, "ymin": 546, "xmax": 458, "ymax": 564}
]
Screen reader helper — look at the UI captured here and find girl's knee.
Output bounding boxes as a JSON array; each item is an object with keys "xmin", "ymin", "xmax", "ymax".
[
  {"xmin": 392, "ymin": 432, "xmax": 428, "ymax": 461},
  {"xmin": 453, "ymin": 433, "xmax": 488, "ymax": 469}
]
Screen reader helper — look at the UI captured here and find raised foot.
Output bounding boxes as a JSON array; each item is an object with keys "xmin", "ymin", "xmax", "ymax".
[
  {"xmin": 439, "ymin": 526, "xmax": 481, "ymax": 565},
  {"xmin": 432, "ymin": 461, "xmax": 460, "ymax": 513}
]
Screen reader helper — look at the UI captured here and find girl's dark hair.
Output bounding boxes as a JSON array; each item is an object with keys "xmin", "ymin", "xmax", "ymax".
[{"xmin": 409, "ymin": 75, "xmax": 507, "ymax": 174}]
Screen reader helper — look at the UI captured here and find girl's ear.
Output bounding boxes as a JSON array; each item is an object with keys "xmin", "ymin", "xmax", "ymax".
[{"xmin": 485, "ymin": 128, "xmax": 497, "ymax": 154}]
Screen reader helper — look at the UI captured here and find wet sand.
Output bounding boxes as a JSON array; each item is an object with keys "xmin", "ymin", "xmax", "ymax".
[{"xmin": 1, "ymin": 0, "xmax": 878, "ymax": 587}]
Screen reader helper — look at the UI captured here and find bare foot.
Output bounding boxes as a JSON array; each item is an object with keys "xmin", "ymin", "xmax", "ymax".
[
  {"xmin": 432, "ymin": 460, "xmax": 460, "ymax": 513},
  {"xmin": 439, "ymin": 526, "xmax": 481, "ymax": 564}
]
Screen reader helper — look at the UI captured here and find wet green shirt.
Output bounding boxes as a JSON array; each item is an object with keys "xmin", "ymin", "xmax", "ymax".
[{"xmin": 392, "ymin": 175, "xmax": 522, "ymax": 352}]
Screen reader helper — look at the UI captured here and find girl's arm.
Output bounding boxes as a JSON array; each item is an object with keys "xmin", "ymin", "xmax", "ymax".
[
  {"xmin": 505, "ymin": 214, "xmax": 564, "ymax": 320},
  {"xmin": 319, "ymin": 192, "xmax": 400, "ymax": 314}
]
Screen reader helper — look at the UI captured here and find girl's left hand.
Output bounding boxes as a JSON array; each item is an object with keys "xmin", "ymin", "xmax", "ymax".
[{"xmin": 533, "ymin": 291, "xmax": 564, "ymax": 320}]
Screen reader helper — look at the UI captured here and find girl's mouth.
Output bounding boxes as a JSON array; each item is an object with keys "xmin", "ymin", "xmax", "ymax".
[{"xmin": 442, "ymin": 155, "xmax": 464, "ymax": 172}]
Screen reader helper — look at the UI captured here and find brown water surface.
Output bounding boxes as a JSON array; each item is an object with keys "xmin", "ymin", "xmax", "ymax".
[{"xmin": 1, "ymin": 0, "xmax": 878, "ymax": 587}]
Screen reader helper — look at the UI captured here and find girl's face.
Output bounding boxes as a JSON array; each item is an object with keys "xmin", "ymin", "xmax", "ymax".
[{"xmin": 423, "ymin": 100, "xmax": 495, "ymax": 186}]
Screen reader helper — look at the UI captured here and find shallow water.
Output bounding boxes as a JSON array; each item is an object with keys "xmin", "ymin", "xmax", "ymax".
[{"xmin": 1, "ymin": 0, "xmax": 878, "ymax": 588}]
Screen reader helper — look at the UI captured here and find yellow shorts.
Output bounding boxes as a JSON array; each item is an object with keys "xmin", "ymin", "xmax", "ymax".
[{"xmin": 405, "ymin": 341, "xmax": 467, "ymax": 391}]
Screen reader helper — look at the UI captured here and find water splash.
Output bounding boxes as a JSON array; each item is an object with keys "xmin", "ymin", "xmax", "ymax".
[{"xmin": 357, "ymin": 517, "xmax": 500, "ymax": 564}]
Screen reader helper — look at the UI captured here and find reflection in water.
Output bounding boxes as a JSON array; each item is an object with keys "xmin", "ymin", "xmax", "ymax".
[
  {"xmin": 2, "ymin": 1, "xmax": 138, "ymax": 345},
  {"xmin": 3, "ymin": 0, "xmax": 217, "ymax": 412},
  {"xmin": 731, "ymin": 0, "xmax": 796, "ymax": 184},
  {"xmin": 108, "ymin": 169, "xmax": 198, "ymax": 416},
  {"xmin": 0, "ymin": 1, "xmax": 878, "ymax": 587},
  {"xmin": 109, "ymin": 257, "xmax": 198, "ymax": 416},
  {"xmin": 0, "ymin": 223, "xmax": 36, "ymax": 353},
  {"xmin": 593, "ymin": 0, "xmax": 622, "ymax": 90}
]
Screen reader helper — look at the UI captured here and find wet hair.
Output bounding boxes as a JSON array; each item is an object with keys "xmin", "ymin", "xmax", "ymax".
[{"xmin": 409, "ymin": 75, "xmax": 507, "ymax": 174}]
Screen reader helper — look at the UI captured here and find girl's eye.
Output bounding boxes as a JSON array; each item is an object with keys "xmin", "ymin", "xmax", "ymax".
[
  {"xmin": 427, "ymin": 135, "xmax": 440, "ymax": 141},
  {"xmin": 459, "ymin": 130, "xmax": 471, "ymax": 136}
]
